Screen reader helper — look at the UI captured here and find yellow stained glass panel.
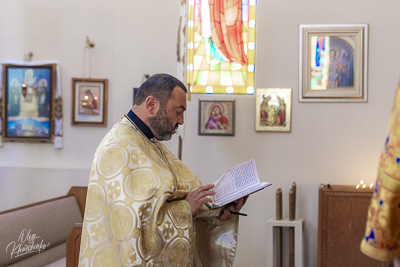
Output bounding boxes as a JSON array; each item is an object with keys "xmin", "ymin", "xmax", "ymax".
[
  {"xmin": 220, "ymin": 62, "xmax": 231, "ymax": 71},
  {"xmin": 196, "ymin": 71, "xmax": 209, "ymax": 85},
  {"xmin": 220, "ymin": 71, "xmax": 233, "ymax": 86},
  {"xmin": 200, "ymin": 57, "xmax": 210, "ymax": 70},
  {"xmin": 232, "ymin": 72, "xmax": 245, "ymax": 86},
  {"xmin": 208, "ymin": 71, "xmax": 220, "ymax": 85},
  {"xmin": 194, "ymin": 55, "xmax": 203, "ymax": 71}
]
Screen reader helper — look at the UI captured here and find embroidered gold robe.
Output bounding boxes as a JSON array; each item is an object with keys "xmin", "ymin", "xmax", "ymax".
[
  {"xmin": 360, "ymin": 83, "xmax": 400, "ymax": 261},
  {"xmin": 78, "ymin": 116, "xmax": 239, "ymax": 266}
]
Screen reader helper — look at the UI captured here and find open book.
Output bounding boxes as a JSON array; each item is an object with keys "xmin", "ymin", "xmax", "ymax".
[{"xmin": 208, "ymin": 159, "xmax": 271, "ymax": 209}]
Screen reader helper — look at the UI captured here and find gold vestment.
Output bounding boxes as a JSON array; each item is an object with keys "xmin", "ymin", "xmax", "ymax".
[
  {"xmin": 78, "ymin": 116, "xmax": 239, "ymax": 266},
  {"xmin": 360, "ymin": 84, "xmax": 400, "ymax": 261}
]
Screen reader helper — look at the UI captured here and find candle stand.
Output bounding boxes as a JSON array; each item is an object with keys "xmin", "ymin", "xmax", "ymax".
[{"xmin": 266, "ymin": 218, "xmax": 305, "ymax": 267}]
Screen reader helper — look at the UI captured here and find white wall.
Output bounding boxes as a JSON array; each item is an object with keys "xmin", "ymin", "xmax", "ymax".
[{"xmin": 1, "ymin": 0, "xmax": 400, "ymax": 266}]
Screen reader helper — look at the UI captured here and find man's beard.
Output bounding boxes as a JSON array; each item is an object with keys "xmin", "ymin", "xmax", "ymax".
[{"xmin": 148, "ymin": 107, "xmax": 177, "ymax": 141}]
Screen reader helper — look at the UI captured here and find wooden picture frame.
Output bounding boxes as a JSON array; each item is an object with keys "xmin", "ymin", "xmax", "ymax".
[
  {"xmin": 198, "ymin": 99, "xmax": 235, "ymax": 136},
  {"xmin": 71, "ymin": 78, "xmax": 108, "ymax": 126},
  {"xmin": 299, "ymin": 24, "xmax": 368, "ymax": 102},
  {"xmin": 1, "ymin": 63, "xmax": 57, "ymax": 143},
  {"xmin": 255, "ymin": 88, "xmax": 292, "ymax": 132}
]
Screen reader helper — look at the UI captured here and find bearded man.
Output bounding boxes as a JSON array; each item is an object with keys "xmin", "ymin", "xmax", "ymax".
[{"xmin": 78, "ymin": 73, "xmax": 247, "ymax": 266}]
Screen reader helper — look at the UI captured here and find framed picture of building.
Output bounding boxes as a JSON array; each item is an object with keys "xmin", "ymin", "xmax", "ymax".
[
  {"xmin": 299, "ymin": 24, "xmax": 368, "ymax": 102},
  {"xmin": 71, "ymin": 78, "xmax": 108, "ymax": 126},
  {"xmin": 1, "ymin": 63, "xmax": 57, "ymax": 143},
  {"xmin": 198, "ymin": 99, "xmax": 235, "ymax": 136},
  {"xmin": 255, "ymin": 88, "xmax": 292, "ymax": 132}
]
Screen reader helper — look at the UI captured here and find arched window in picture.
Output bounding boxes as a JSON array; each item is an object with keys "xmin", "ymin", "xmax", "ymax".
[{"xmin": 310, "ymin": 36, "xmax": 355, "ymax": 91}]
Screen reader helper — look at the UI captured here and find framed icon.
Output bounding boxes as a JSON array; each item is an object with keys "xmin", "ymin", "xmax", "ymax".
[
  {"xmin": 299, "ymin": 24, "xmax": 368, "ymax": 102},
  {"xmin": 199, "ymin": 99, "xmax": 235, "ymax": 136},
  {"xmin": 1, "ymin": 63, "xmax": 57, "ymax": 143},
  {"xmin": 255, "ymin": 88, "xmax": 292, "ymax": 132},
  {"xmin": 71, "ymin": 78, "xmax": 108, "ymax": 126}
]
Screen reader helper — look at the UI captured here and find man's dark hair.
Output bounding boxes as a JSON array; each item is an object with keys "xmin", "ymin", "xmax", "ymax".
[{"xmin": 134, "ymin": 73, "xmax": 187, "ymax": 108}]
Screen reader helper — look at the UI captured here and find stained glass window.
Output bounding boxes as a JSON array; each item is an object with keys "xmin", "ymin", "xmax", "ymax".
[{"xmin": 186, "ymin": 0, "xmax": 257, "ymax": 94}]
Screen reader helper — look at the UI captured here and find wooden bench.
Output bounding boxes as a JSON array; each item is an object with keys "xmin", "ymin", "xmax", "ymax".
[{"xmin": 0, "ymin": 186, "xmax": 87, "ymax": 267}]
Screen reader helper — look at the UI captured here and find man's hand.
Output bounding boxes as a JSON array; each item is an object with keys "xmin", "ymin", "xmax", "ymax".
[
  {"xmin": 185, "ymin": 184, "xmax": 215, "ymax": 216},
  {"xmin": 218, "ymin": 196, "xmax": 249, "ymax": 221}
]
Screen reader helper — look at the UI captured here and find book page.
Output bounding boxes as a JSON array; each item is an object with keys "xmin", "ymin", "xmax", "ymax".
[
  {"xmin": 212, "ymin": 159, "xmax": 260, "ymax": 204},
  {"xmin": 215, "ymin": 182, "xmax": 271, "ymax": 207},
  {"xmin": 212, "ymin": 174, "xmax": 234, "ymax": 201}
]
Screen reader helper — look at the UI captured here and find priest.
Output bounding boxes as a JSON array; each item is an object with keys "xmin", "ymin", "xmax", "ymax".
[{"xmin": 78, "ymin": 73, "xmax": 247, "ymax": 266}]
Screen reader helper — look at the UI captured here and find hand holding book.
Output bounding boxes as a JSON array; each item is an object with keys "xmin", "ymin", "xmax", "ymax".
[
  {"xmin": 209, "ymin": 159, "xmax": 271, "ymax": 209},
  {"xmin": 217, "ymin": 196, "xmax": 249, "ymax": 220},
  {"xmin": 184, "ymin": 184, "xmax": 216, "ymax": 216},
  {"xmin": 196, "ymin": 159, "xmax": 271, "ymax": 219}
]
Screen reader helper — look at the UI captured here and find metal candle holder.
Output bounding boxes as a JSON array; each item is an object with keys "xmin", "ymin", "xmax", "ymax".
[
  {"xmin": 276, "ymin": 188, "xmax": 282, "ymax": 267},
  {"xmin": 289, "ymin": 182, "xmax": 296, "ymax": 267}
]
